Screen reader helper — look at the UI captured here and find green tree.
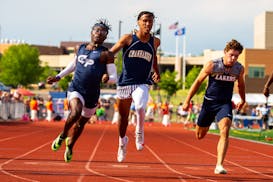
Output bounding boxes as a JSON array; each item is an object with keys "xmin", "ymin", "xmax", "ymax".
[
  {"xmin": 115, "ymin": 51, "xmax": 123, "ymax": 75},
  {"xmin": 0, "ymin": 44, "xmax": 43, "ymax": 87},
  {"xmin": 39, "ymin": 64, "xmax": 57, "ymax": 83},
  {"xmin": 58, "ymin": 74, "xmax": 73, "ymax": 91},
  {"xmin": 185, "ymin": 66, "xmax": 207, "ymax": 94},
  {"xmin": 158, "ymin": 70, "xmax": 180, "ymax": 101}
]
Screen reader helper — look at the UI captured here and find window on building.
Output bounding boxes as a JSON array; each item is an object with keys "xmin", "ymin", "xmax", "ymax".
[{"xmin": 248, "ymin": 66, "xmax": 264, "ymax": 78}]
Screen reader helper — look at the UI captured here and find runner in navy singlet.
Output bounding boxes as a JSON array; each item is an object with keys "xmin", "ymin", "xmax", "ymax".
[
  {"xmin": 110, "ymin": 11, "xmax": 160, "ymax": 162},
  {"xmin": 183, "ymin": 39, "xmax": 246, "ymax": 174},
  {"xmin": 46, "ymin": 19, "xmax": 117, "ymax": 162}
]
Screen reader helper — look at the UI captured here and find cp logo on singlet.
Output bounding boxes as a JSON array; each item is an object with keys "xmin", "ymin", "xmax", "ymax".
[{"xmin": 78, "ymin": 55, "xmax": 94, "ymax": 67}]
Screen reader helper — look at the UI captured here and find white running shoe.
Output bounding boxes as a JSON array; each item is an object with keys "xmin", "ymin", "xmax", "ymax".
[
  {"xmin": 117, "ymin": 136, "xmax": 128, "ymax": 162},
  {"xmin": 214, "ymin": 165, "xmax": 227, "ymax": 174},
  {"xmin": 135, "ymin": 132, "xmax": 144, "ymax": 151}
]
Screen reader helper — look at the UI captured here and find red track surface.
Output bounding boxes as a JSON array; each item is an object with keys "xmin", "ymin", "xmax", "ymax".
[{"xmin": 0, "ymin": 121, "xmax": 272, "ymax": 182}]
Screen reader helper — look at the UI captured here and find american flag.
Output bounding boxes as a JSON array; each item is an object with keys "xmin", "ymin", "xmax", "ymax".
[{"xmin": 169, "ymin": 22, "xmax": 179, "ymax": 29}]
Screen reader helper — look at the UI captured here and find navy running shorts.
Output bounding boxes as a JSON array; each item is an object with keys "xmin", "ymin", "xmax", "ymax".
[{"xmin": 197, "ymin": 98, "xmax": 233, "ymax": 127}]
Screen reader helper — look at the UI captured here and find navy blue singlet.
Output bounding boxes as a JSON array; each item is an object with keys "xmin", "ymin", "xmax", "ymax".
[
  {"xmin": 205, "ymin": 57, "xmax": 243, "ymax": 102},
  {"xmin": 197, "ymin": 57, "xmax": 243, "ymax": 126},
  {"xmin": 118, "ymin": 34, "xmax": 155, "ymax": 86},
  {"xmin": 68, "ymin": 44, "xmax": 107, "ymax": 108}
]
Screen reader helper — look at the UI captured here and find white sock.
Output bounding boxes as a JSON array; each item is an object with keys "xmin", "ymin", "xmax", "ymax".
[{"xmin": 119, "ymin": 136, "xmax": 127, "ymax": 145}]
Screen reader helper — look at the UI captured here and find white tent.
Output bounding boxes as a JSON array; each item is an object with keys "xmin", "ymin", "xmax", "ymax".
[{"xmin": 232, "ymin": 93, "xmax": 273, "ymax": 105}]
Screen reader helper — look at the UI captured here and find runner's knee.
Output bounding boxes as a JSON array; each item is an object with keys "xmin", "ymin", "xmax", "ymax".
[
  {"xmin": 196, "ymin": 132, "xmax": 206, "ymax": 140},
  {"xmin": 196, "ymin": 126, "xmax": 209, "ymax": 139}
]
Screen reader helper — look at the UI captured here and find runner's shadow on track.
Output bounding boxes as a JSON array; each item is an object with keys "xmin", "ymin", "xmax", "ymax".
[
  {"xmin": 3, "ymin": 168, "xmax": 272, "ymax": 181},
  {"xmin": 212, "ymin": 176, "xmax": 272, "ymax": 181},
  {"xmin": 86, "ymin": 159, "xmax": 215, "ymax": 167},
  {"xmin": 0, "ymin": 121, "xmax": 32, "ymax": 126},
  {"xmin": 1, "ymin": 169, "xmax": 203, "ymax": 180},
  {"xmin": 2, "ymin": 157, "xmax": 215, "ymax": 168}
]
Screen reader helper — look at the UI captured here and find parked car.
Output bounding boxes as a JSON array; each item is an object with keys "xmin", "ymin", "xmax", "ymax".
[{"xmin": 0, "ymin": 82, "xmax": 11, "ymax": 92}]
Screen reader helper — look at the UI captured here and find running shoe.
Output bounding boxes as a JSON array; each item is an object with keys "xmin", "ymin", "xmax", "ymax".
[
  {"xmin": 135, "ymin": 132, "xmax": 144, "ymax": 151},
  {"xmin": 214, "ymin": 165, "xmax": 227, "ymax": 174},
  {"xmin": 117, "ymin": 136, "xmax": 128, "ymax": 162},
  {"xmin": 51, "ymin": 134, "xmax": 65, "ymax": 151},
  {"xmin": 64, "ymin": 137, "xmax": 73, "ymax": 163}
]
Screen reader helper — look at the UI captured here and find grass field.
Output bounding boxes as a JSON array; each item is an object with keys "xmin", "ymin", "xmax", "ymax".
[{"xmin": 209, "ymin": 128, "xmax": 273, "ymax": 144}]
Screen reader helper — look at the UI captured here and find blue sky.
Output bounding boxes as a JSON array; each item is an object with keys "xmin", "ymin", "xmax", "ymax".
[{"xmin": 1, "ymin": 0, "xmax": 273, "ymax": 55}]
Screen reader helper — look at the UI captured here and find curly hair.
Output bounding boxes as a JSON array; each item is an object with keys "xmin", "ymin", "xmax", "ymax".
[
  {"xmin": 92, "ymin": 18, "xmax": 111, "ymax": 34},
  {"xmin": 224, "ymin": 39, "xmax": 244, "ymax": 53}
]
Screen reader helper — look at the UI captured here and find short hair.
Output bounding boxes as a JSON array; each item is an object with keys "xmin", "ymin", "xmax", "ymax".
[
  {"xmin": 224, "ymin": 39, "xmax": 244, "ymax": 53},
  {"xmin": 137, "ymin": 11, "xmax": 155, "ymax": 20},
  {"xmin": 92, "ymin": 19, "xmax": 111, "ymax": 34}
]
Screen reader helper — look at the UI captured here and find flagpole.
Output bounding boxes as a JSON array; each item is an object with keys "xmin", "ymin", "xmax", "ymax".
[
  {"xmin": 175, "ymin": 36, "xmax": 181, "ymax": 80},
  {"xmin": 118, "ymin": 20, "xmax": 122, "ymax": 39},
  {"xmin": 182, "ymin": 34, "xmax": 186, "ymax": 90}
]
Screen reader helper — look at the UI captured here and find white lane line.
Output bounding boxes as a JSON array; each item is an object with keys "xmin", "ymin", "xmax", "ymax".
[
  {"xmin": 145, "ymin": 145, "xmax": 216, "ymax": 182},
  {"xmin": 0, "ymin": 131, "xmax": 43, "ymax": 142},
  {"xmin": 78, "ymin": 125, "xmax": 133, "ymax": 182},
  {"xmin": 0, "ymin": 141, "xmax": 51, "ymax": 182},
  {"xmin": 111, "ymin": 164, "xmax": 129, "ymax": 168},
  {"xmin": 24, "ymin": 162, "xmax": 67, "ymax": 166},
  {"xmin": 165, "ymin": 134, "xmax": 273, "ymax": 179},
  {"xmin": 231, "ymin": 145, "xmax": 273, "ymax": 159}
]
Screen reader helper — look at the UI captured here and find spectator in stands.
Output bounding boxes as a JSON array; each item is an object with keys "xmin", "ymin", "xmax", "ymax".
[
  {"xmin": 30, "ymin": 97, "xmax": 38, "ymax": 121},
  {"xmin": 46, "ymin": 95, "xmax": 54, "ymax": 122},
  {"xmin": 177, "ymin": 102, "xmax": 188, "ymax": 123},
  {"xmin": 23, "ymin": 97, "xmax": 31, "ymax": 121},
  {"xmin": 63, "ymin": 98, "xmax": 69, "ymax": 121},
  {"xmin": 145, "ymin": 99, "xmax": 157, "ymax": 122},
  {"xmin": 260, "ymin": 103, "xmax": 270, "ymax": 130},
  {"xmin": 112, "ymin": 100, "xmax": 119, "ymax": 124},
  {"xmin": 38, "ymin": 97, "xmax": 46, "ymax": 119},
  {"xmin": 100, "ymin": 98, "xmax": 111, "ymax": 120},
  {"xmin": 96, "ymin": 102, "xmax": 106, "ymax": 122},
  {"xmin": 161, "ymin": 101, "xmax": 170, "ymax": 127}
]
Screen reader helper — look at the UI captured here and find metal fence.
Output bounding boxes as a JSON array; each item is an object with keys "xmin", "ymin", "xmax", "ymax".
[{"xmin": 0, "ymin": 101, "xmax": 26, "ymax": 120}]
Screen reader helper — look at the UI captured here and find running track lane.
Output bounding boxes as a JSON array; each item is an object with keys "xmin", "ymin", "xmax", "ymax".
[{"xmin": 0, "ymin": 121, "xmax": 272, "ymax": 182}]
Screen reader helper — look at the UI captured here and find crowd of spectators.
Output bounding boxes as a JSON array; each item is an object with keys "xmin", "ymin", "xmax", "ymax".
[
  {"xmin": 1, "ymin": 89, "xmax": 272, "ymax": 130},
  {"xmin": 234, "ymin": 102, "xmax": 272, "ymax": 130}
]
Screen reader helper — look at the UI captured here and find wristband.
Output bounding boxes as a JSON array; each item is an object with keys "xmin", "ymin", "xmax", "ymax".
[{"xmin": 55, "ymin": 76, "xmax": 61, "ymax": 80}]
